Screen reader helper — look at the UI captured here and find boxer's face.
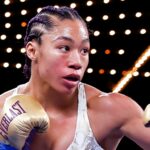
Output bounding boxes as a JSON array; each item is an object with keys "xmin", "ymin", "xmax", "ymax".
[{"xmin": 32, "ymin": 19, "xmax": 90, "ymax": 93}]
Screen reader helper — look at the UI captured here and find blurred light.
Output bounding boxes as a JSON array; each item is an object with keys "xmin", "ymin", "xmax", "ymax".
[
  {"xmin": 94, "ymin": 30, "xmax": 100, "ymax": 36},
  {"xmin": 16, "ymin": 34, "xmax": 22, "ymax": 40},
  {"xmin": 5, "ymin": 23, "xmax": 11, "ymax": 29},
  {"xmin": 6, "ymin": 47, "xmax": 12, "ymax": 53},
  {"xmin": 113, "ymin": 46, "xmax": 150, "ymax": 93},
  {"xmin": 119, "ymin": 13, "xmax": 125, "ymax": 19},
  {"xmin": 87, "ymin": 68, "xmax": 93, "ymax": 73},
  {"xmin": 118, "ymin": 49, "xmax": 125, "ymax": 55},
  {"xmin": 132, "ymin": 71, "xmax": 139, "ymax": 76},
  {"xmin": 20, "ymin": 0, "xmax": 26, "ymax": 2},
  {"xmin": 109, "ymin": 30, "xmax": 115, "ymax": 36},
  {"xmin": 113, "ymin": 72, "xmax": 132, "ymax": 93},
  {"xmin": 135, "ymin": 12, "xmax": 142, "ymax": 18},
  {"xmin": 21, "ymin": 9, "xmax": 27, "ymax": 15},
  {"xmin": 86, "ymin": 16, "xmax": 92, "ymax": 22},
  {"xmin": 135, "ymin": 48, "xmax": 150, "ymax": 68},
  {"xmin": 110, "ymin": 69, "xmax": 116, "ymax": 75},
  {"xmin": 4, "ymin": 0, "xmax": 10, "ymax": 5},
  {"xmin": 54, "ymin": 5, "xmax": 59, "ymax": 8},
  {"xmin": 0, "ymin": 34, "xmax": 7, "ymax": 40},
  {"xmin": 144, "ymin": 72, "xmax": 150, "ymax": 77},
  {"xmin": 122, "ymin": 70, "xmax": 127, "ymax": 76},
  {"xmin": 3, "ymin": 62, "xmax": 9, "ymax": 68},
  {"xmin": 103, "ymin": 0, "xmax": 110, "ymax": 4},
  {"xmin": 15, "ymin": 63, "xmax": 22, "ymax": 69},
  {"xmin": 102, "ymin": 15, "xmax": 109, "ymax": 20},
  {"xmin": 4, "ymin": 12, "xmax": 11, "ymax": 18},
  {"xmin": 37, "ymin": 7, "xmax": 42, "ymax": 13},
  {"xmin": 140, "ymin": 28, "xmax": 146, "ymax": 34},
  {"xmin": 20, "ymin": 48, "xmax": 26, "ymax": 53},
  {"xmin": 70, "ymin": 3, "xmax": 76, "ymax": 8},
  {"xmin": 99, "ymin": 69, "xmax": 105, "ymax": 74},
  {"xmin": 86, "ymin": 1, "xmax": 93, "ymax": 6},
  {"xmin": 90, "ymin": 48, "xmax": 97, "ymax": 54},
  {"xmin": 124, "ymin": 29, "xmax": 131, "ymax": 35},
  {"xmin": 105, "ymin": 49, "xmax": 111, "ymax": 54},
  {"xmin": 21, "ymin": 21, "xmax": 27, "ymax": 27}
]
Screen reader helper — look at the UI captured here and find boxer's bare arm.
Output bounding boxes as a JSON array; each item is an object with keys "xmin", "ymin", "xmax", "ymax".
[
  {"xmin": 88, "ymin": 90, "xmax": 150, "ymax": 150},
  {"xmin": 84, "ymin": 87, "xmax": 127, "ymax": 149},
  {"xmin": 113, "ymin": 93, "xmax": 150, "ymax": 150}
]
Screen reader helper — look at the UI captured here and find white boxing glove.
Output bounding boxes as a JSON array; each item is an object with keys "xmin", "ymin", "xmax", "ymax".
[
  {"xmin": 0, "ymin": 94, "xmax": 49, "ymax": 150},
  {"xmin": 144, "ymin": 104, "xmax": 150, "ymax": 127}
]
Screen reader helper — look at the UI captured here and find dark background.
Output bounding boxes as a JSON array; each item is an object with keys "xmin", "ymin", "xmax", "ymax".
[{"xmin": 0, "ymin": 0, "xmax": 149, "ymax": 149}]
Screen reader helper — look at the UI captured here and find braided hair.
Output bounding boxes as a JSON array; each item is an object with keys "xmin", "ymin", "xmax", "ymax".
[{"xmin": 23, "ymin": 5, "xmax": 87, "ymax": 79}]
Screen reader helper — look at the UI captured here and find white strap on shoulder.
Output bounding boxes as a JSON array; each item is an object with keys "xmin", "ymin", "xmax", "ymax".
[
  {"xmin": 12, "ymin": 84, "xmax": 22, "ymax": 96},
  {"xmin": 78, "ymin": 82, "xmax": 87, "ymax": 111}
]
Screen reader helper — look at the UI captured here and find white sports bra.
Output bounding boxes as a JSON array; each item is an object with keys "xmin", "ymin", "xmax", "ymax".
[{"xmin": 67, "ymin": 82, "xmax": 104, "ymax": 150}]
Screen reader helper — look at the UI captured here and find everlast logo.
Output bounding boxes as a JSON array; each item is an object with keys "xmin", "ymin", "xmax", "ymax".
[{"xmin": 0, "ymin": 100, "xmax": 26, "ymax": 140}]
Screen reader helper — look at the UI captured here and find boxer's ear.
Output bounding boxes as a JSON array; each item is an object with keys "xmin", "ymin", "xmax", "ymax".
[{"xmin": 25, "ymin": 41, "xmax": 38, "ymax": 61}]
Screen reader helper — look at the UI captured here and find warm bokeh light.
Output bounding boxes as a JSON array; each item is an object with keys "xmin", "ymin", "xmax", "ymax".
[
  {"xmin": 113, "ymin": 46, "xmax": 150, "ymax": 92},
  {"xmin": 105, "ymin": 49, "xmax": 111, "ymax": 55},
  {"xmin": 99, "ymin": 69, "xmax": 105, "ymax": 74},
  {"xmin": 21, "ymin": 21, "xmax": 27, "ymax": 27}
]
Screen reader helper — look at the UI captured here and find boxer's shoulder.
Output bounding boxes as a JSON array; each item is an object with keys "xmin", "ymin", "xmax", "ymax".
[
  {"xmin": 84, "ymin": 83, "xmax": 106, "ymax": 100},
  {"xmin": 0, "ymin": 83, "xmax": 28, "ymax": 109},
  {"xmin": 84, "ymin": 83, "xmax": 143, "ymax": 119},
  {"xmin": 84, "ymin": 83, "xmax": 115, "ymax": 108}
]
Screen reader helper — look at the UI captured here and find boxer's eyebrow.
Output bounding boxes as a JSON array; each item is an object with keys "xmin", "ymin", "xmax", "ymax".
[
  {"xmin": 55, "ymin": 36, "xmax": 73, "ymax": 42},
  {"xmin": 53, "ymin": 36, "xmax": 90, "ymax": 44}
]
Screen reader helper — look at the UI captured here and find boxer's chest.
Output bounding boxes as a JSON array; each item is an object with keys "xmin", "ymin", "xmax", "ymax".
[
  {"xmin": 30, "ymin": 115, "xmax": 77, "ymax": 149},
  {"xmin": 30, "ymin": 112, "xmax": 117, "ymax": 150}
]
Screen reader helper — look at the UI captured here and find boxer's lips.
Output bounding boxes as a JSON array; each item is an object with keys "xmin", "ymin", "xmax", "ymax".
[{"xmin": 63, "ymin": 74, "xmax": 80, "ymax": 82}]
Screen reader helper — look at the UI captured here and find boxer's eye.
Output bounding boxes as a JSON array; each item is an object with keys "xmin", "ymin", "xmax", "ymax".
[{"xmin": 59, "ymin": 45, "xmax": 70, "ymax": 52}]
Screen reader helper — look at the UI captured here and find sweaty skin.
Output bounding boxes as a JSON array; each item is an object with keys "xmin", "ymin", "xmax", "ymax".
[{"xmin": 0, "ymin": 19, "xmax": 150, "ymax": 150}]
